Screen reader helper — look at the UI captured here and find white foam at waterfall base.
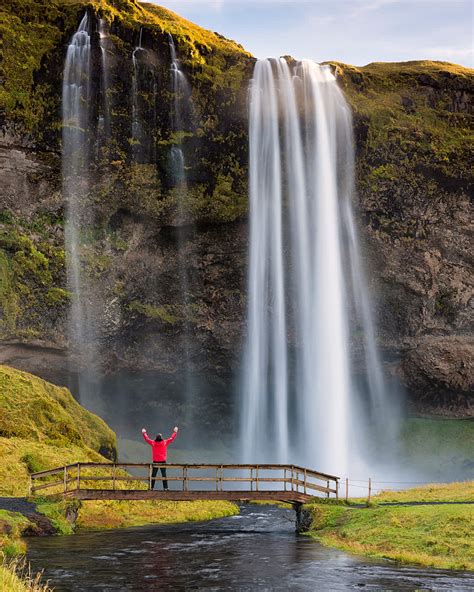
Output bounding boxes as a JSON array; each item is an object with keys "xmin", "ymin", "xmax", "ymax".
[{"xmin": 240, "ymin": 58, "xmax": 398, "ymax": 477}]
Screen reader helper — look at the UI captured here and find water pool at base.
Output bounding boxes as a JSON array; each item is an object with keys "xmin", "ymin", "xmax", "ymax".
[{"xmin": 27, "ymin": 505, "xmax": 474, "ymax": 591}]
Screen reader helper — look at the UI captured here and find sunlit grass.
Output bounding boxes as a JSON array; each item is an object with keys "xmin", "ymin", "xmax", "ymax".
[
  {"xmin": 308, "ymin": 482, "xmax": 474, "ymax": 570},
  {"xmin": 0, "ymin": 558, "xmax": 52, "ymax": 592},
  {"xmin": 77, "ymin": 499, "xmax": 238, "ymax": 530}
]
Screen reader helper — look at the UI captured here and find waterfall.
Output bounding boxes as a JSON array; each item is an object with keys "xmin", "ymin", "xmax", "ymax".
[
  {"xmin": 168, "ymin": 34, "xmax": 196, "ymax": 426},
  {"xmin": 241, "ymin": 58, "xmax": 394, "ymax": 476},
  {"xmin": 131, "ymin": 28, "xmax": 157, "ymax": 162},
  {"xmin": 98, "ymin": 19, "xmax": 111, "ymax": 143},
  {"xmin": 168, "ymin": 34, "xmax": 189, "ymax": 186},
  {"xmin": 62, "ymin": 14, "xmax": 97, "ymax": 407}
]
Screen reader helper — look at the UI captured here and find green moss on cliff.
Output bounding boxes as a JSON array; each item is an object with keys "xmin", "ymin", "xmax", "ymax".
[
  {"xmin": 330, "ymin": 60, "xmax": 473, "ymax": 242},
  {"xmin": 128, "ymin": 300, "xmax": 180, "ymax": 325},
  {"xmin": 0, "ymin": 216, "xmax": 66, "ymax": 340}
]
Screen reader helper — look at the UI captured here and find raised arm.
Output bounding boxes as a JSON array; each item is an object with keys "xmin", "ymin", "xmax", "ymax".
[
  {"xmin": 165, "ymin": 427, "xmax": 178, "ymax": 445},
  {"xmin": 142, "ymin": 428, "xmax": 153, "ymax": 446}
]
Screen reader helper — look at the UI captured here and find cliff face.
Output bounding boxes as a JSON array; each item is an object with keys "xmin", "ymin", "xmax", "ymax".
[
  {"xmin": 0, "ymin": 0, "xmax": 472, "ymax": 416},
  {"xmin": 335, "ymin": 61, "xmax": 473, "ymax": 414}
]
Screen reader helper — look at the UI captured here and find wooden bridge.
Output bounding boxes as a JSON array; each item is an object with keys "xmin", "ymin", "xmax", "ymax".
[{"xmin": 30, "ymin": 463, "xmax": 340, "ymax": 506}]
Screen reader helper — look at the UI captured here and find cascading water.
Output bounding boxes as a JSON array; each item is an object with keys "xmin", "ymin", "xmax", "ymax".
[
  {"xmin": 168, "ymin": 34, "xmax": 188, "ymax": 186},
  {"xmin": 241, "ymin": 58, "xmax": 395, "ymax": 476},
  {"xmin": 98, "ymin": 19, "xmax": 111, "ymax": 144},
  {"xmin": 62, "ymin": 14, "xmax": 98, "ymax": 408},
  {"xmin": 131, "ymin": 28, "xmax": 157, "ymax": 162},
  {"xmin": 168, "ymin": 34, "xmax": 197, "ymax": 427}
]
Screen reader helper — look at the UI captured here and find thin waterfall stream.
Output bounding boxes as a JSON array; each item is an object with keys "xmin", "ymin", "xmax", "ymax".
[
  {"xmin": 62, "ymin": 13, "xmax": 99, "ymax": 409},
  {"xmin": 168, "ymin": 34, "xmax": 196, "ymax": 425},
  {"xmin": 131, "ymin": 28, "xmax": 158, "ymax": 162},
  {"xmin": 241, "ymin": 58, "xmax": 395, "ymax": 476},
  {"xmin": 98, "ymin": 18, "xmax": 111, "ymax": 145}
]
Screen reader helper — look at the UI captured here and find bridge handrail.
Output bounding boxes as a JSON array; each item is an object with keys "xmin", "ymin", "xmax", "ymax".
[{"xmin": 29, "ymin": 462, "xmax": 339, "ymax": 499}]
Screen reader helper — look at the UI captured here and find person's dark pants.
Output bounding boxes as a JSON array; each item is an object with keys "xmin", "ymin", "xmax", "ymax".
[{"xmin": 151, "ymin": 462, "xmax": 168, "ymax": 490}]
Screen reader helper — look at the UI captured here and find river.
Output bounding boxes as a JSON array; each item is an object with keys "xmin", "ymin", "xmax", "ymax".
[{"xmin": 27, "ymin": 505, "xmax": 474, "ymax": 591}]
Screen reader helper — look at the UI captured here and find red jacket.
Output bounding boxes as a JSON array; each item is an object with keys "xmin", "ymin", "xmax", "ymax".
[{"xmin": 143, "ymin": 431, "xmax": 177, "ymax": 462}]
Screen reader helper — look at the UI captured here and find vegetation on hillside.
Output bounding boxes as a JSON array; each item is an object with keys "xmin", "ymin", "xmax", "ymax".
[
  {"xmin": 0, "ymin": 0, "xmax": 251, "ymax": 135},
  {"xmin": 0, "ymin": 364, "xmax": 116, "ymax": 486},
  {"xmin": 307, "ymin": 481, "xmax": 474, "ymax": 570},
  {"xmin": 333, "ymin": 60, "xmax": 473, "ymax": 241}
]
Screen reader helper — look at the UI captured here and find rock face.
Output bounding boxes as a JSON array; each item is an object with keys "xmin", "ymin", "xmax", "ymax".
[{"xmin": 0, "ymin": 1, "xmax": 473, "ymax": 417}]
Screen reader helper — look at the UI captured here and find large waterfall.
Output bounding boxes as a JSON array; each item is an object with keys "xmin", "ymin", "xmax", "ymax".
[{"xmin": 241, "ymin": 58, "xmax": 394, "ymax": 476}]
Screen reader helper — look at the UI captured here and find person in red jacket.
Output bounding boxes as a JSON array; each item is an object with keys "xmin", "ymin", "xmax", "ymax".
[{"xmin": 142, "ymin": 426, "xmax": 178, "ymax": 490}]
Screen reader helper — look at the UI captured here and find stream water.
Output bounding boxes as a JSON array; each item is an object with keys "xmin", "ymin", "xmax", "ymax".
[{"xmin": 27, "ymin": 505, "xmax": 473, "ymax": 591}]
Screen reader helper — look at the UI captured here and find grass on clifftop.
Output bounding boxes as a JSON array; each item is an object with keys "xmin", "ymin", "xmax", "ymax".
[{"xmin": 308, "ymin": 482, "xmax": 474, "ymax": 570}]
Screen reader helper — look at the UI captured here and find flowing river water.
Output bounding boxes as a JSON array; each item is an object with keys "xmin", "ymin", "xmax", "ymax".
[{"xmin": 27, "ymin": 505, "xmax": 473, "ymax": 591}]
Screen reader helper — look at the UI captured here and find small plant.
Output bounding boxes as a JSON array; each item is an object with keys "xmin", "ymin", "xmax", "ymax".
[
  {"xmin": 20, "ymin": 453, "xmax": 46, "ymax": 475},
  {"xmin": 0, "ymin": 555, "xmax": 53, "ymax": 592}
]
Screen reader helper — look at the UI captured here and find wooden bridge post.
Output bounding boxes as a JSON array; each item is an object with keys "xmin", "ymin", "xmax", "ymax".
[
  {"xmin": 112, "ymin": 464, "xmax": 116, "ymax": 491},
  {"xmin": 250, "ymin": 467, "xmax": 253, "ymax": 492},
  {"xmin": 284, "ymin": 468, "xmax": 287, "ymax": 491},
  {"xmin": 290, "ymin": 466, "xmax": 294, "ymax": 491},
  {"xmin": 256, "ymin": 466, "xmax": 259, "ymax": 491},
  {"xmin": 63, "ymin": 466, "xmax": 67, "ymax": 493},
  {"xmin": 304, "ymin": 468, "xmax": 307, "ymax": 495},
  {"xmin": 326, "ymin": 480, "xmax": 330, "ymax": 499},
  {"xmin": 368, "ymin": 478, "xmax": 372, "ymax": 503},
  {"xmin": 148, "ymin": 464, "xmax": 152, "ymax": 490},
  {"xmin": 335, "ymin": 478, "xmax": 339, "ymax": 500},
  {"xmin": 345, "ymin": 477, "xmax": 348, "ymax": 502},
  {"xmin": 77, "ymin": 463, "xmax": 81, "ymax": 491},
  {"xmin": 219, "ymin": 465, "xmax": 223, "ymax": 491}
]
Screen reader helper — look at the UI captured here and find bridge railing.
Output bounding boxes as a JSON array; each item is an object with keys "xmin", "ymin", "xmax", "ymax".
[{"xmin": 30, "ymin": 463, "xmax": 339, "ymax": 499}]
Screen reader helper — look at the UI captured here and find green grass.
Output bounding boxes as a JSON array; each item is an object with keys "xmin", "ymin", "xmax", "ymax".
[
  {"xmin": 0, "ymin": 364, "xmax": 116, "ymax": 497},
  {"xmin": 0, "ymin": 558, "xmax": 52, "ymax": 591},
  {"xmin": 0, "ymin": 364, "xmax": 116, "ymax": 459},
  {"xmin": 308, "ymin": 482, "xmax": 474, "ymax": 570},
  {"xmin": 77, "ymin": 499, "xmax": 238, "ymax": 530},
  {"xmin": 370, "ymin": 480, "xmax": 474, "ymax": 503},
  {"xmin": 399, "ymin": 418, "xmax": 474, "ymax": 480},
  {"xmin": 0, "ymin": 511, "xmax": 33, "ymax": 557}
]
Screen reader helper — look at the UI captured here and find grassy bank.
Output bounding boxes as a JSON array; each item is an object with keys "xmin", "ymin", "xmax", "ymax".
[
  {"xmin": 307, "ymin": 482, "xmax": 474, "ymax": 570},
  {"xmin": 77, "ymin": 500, "xmax": 238, "ymax": 530}
]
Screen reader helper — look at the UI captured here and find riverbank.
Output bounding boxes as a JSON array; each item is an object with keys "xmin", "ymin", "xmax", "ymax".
[{"xmin": 306, "ymin": 482, "xmax": 474, "ymax": 570}]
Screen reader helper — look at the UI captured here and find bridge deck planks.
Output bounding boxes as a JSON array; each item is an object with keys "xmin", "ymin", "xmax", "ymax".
[{"xmin": 64, "ymin": 489, "xmax": 313, "ymax": 504}]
